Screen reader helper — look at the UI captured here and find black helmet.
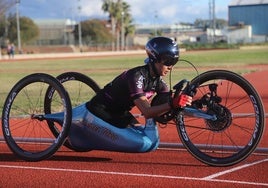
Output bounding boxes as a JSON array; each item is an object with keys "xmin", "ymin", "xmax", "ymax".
[{"xmin": 145, "ymin": 37, "xmax": 179, "ymax": 66}]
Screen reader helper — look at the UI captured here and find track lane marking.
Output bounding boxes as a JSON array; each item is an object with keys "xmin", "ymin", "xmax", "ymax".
[
  {"xmin": 202, "ymin": 158, "xmax": 268, "ymax": 180},
  {"xmin": 0, "ymin": 164, "xmax": 267, "ymax": 187}
]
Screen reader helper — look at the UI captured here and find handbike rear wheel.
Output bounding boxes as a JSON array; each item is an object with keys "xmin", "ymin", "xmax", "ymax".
[
  {"xmin": 1, "ymin": 73, "xmax": 72, "ymax": 161},
  {"xmin": 44, "ymin": 72, "xmax": 100, "ymax": 152},
  {"xmin": 177, "ymin": 70, "xmax": 265, "ymax": 166}
]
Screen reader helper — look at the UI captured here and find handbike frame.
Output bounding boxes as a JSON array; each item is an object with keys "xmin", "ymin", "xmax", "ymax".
[
  {"xmin": 42, "ymin": 102, "xmax": 216, "ymax": 153},
  {"xmin": 2, "ymin": 69, "xmax": 265, "ymax": 166}
]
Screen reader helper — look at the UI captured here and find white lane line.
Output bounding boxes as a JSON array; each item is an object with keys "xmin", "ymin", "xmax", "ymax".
[
  {"xmin": 0, "ymin": 164, "xmax": 268, "ymax": 187},
  {"xmin": 202, "ymin": 158, "xmax": 268, "ymax": 180}
]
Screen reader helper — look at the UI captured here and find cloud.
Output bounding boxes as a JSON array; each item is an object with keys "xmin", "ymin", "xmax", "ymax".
[
  {"xmin": 79, "ymin": 0, "xmax": 105, "ymax": 18},
  {"xmin": 18, "ymin": 0, "xmax": 229, "ymax": 24},
  {"xmin": 124, "ymin": 0, "xmax": 229, "ymax": 24}
]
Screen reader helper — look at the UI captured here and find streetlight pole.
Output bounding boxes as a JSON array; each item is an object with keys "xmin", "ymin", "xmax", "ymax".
[
  {"xmin": 154, "ymin": 10, "xmax": 158, "ymax": 36},
  {"xmin": 121, "ymin": 11, "xmax": 124, "ymax": 51},
  {"xmin": 212, "ymin": 0, "xmax": 216, "ymax": 43},
  {"xmin": 209, "ymin": 0, "xmax": 216, "ymax": 43},
  {"xmin": 78, "ymin": 0, "xmax": 82, "ymax": 52},
  {"xmin": 16, "ymin": 0, "xmax": 21, "ymax": 53}
]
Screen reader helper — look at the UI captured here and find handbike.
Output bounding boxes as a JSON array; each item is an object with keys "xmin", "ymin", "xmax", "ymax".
[{"xmin": 1, "ymin": 65, "xmax": 265, "ymax": 166}]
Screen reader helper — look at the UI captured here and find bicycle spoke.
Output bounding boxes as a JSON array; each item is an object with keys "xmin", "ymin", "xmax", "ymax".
[{"xmin": 177, "ymin": 70, "xmax": 265, "ymax": 166}]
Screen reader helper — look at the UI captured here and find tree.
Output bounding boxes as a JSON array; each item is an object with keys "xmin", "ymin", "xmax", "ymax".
[
  {"xmin": 102, "ymin": 0, "xmax": 119, "ymax": 50},
  {"xmin": 149, "ymin": 30, "xmax": 163, "ymax": 39},
  {"xmin": 120, "ymin": 1, "xmax": 135, "ymax": 50},
  {"xmin": 102, "ymin": 0, "xmax": 135, "ymax": 51},
  {"xmin": 215, "ymin": 19, "xmax": 228, "ymax": 29},
  {"xmin": 76, "ymin": 19, "xmax": 113, "ymax": 47},
  {"xmin": 0, "ymin": 0, "xmax": 15, "ymax": 16},
  {"xmin": 6, "ymin": 14, "xmax": 39, "ymax": 45},
  {"xmin": 0, "ymin": 0, "xmax": 16, "ymax": 48},
  {"xmin": 0, "ymin": 17, "xmax": 6, "ymax": 39},
  {"xmin": 194, "ymin": 18, "xmax": 227, "ymax": 30}
]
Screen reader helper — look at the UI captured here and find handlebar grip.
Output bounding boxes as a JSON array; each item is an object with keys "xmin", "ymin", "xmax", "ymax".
[
  {"xmin": 172, "ymin": 79, "xmax": 197, "ymax": 97},
  {"xmin": 183, "ymin": 83, "xmax": 197, "ymax": 97},
  {"xmin": 173, "ymin": 79, "xmax": 188, "ymax": 90},
  {"xmin": 173, "ymin": 79, "xmax": 188, "ymax": 98}
]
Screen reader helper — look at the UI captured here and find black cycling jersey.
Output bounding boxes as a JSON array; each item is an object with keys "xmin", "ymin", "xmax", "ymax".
[
  {"xmin": 87, "ymin": 63, "xmax": 169, "ymax": 128},
  {"xmin": 96, "ymin": 64, "xmax": 168, "ymax": 111}
]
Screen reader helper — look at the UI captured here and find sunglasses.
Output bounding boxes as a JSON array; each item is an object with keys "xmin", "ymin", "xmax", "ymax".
[{"xmin": 162, "ymin": 57, "xmax": 179, "ymax": 66}]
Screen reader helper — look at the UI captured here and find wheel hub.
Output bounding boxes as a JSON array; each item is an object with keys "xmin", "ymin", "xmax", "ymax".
[{"xmin": 206, "ymin": 104, "xmax": 232, "ymax": 132}]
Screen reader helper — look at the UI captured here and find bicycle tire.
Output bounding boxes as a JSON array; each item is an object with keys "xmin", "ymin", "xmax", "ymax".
[
  {"xmin": 2, "ymin": 73, "xmax": 72, "ymax": 161},
  {"xmin": 44, "ymin": 72, "xmax": 100, "ymax": 152},
  {"xmin": 177, "ymin": 70, "xmax": 265, "ymax": 166}
]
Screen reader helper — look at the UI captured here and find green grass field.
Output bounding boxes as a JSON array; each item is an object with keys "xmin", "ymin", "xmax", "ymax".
[{"xmin": 0, "ymin": 47, "xmax": 268, "ymax": 109}]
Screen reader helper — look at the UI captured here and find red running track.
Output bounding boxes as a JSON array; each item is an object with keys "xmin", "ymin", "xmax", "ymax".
[{"xmin": 0, "ymin": 69, "xmax": 267, "ymax": 187}]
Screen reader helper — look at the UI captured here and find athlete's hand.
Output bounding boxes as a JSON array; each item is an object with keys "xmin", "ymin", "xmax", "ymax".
[{"xmin": 171, "ymin": 94, "xmax": 192, "ymax": 108}]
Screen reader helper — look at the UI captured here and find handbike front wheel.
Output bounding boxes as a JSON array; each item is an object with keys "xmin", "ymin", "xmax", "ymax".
[
  {"xmin": 44, "ymin": 72, "xmax": 100, "ymax": 152},
  {"xmin": 1, "ymin": 73, "xmax": 72, "ymax": 161},
  {"xmin": 177, "ymin": 70, "xmax": 265, "ymax": 166}
]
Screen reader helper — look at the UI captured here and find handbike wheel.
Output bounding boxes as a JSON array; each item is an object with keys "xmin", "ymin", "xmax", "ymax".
[
  {"xmin": 177, "ymin": 70, "xmax": 265, "ymax": 166},
  {"xmin": 44, "ymin": 72, "xmax": 100, "ymax": 152},
  {"xmin": 1, "ymin": 73, "xmax": 72, "ymax": 161}
]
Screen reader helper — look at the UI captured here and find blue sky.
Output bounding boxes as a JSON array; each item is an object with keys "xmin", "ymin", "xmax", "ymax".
[{"xmin": 15, "ymin": 0, "xmax": 232, "ymax": 24}]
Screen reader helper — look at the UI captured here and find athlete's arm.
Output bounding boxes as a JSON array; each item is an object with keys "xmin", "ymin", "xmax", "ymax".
[
  {"xmin": 134, "ymin": 93, "xmax": 192, "ymax": 119},
  {"xmin": 134, "ymin": 96, "xmax": 171, "ymax": 119}
]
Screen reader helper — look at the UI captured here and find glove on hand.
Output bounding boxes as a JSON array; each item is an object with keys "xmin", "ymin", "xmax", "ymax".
[{"xmin": 171, "ymin": 94, "xmax": 192, "ymax": 109}]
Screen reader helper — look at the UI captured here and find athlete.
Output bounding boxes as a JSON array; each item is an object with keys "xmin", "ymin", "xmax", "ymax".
[{"xmin": 86, "ymin": 36, "xmax": 192, "ymax": 128}]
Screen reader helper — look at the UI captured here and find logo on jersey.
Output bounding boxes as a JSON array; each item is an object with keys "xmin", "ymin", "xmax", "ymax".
[
  {"xmin": 136, "ymin": 75, "xmax": 144, "ymax": 89},
  {"xmin": 145, "ymin": 91, "xmax": 155, "ymax": 99}
]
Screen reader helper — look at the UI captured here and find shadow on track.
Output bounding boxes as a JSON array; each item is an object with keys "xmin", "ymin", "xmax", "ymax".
[{"xmin": 49, "ymin": 155, "xmax": 112, "ymax": 162}]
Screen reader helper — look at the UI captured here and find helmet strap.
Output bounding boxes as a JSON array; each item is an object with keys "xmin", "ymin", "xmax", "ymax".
[{"xmin": 149, "ymin": 60, "xmax": 160, "ymax": 77}]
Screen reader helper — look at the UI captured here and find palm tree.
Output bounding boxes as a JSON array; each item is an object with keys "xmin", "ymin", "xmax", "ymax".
[
  {"xmin": 102, "ymin": 0, "xmax": 119, "ymax": 50},
  {"xmin": 120, "ymin": 1, "xmax": 135, "ymax": 50},
  {"xmin": 102, "ymin": 0, "xmax": 134, "ymax": 51}
]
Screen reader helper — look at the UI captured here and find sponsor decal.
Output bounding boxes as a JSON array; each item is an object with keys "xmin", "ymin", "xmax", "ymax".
[
  {"xmin": 83, "ymin": 114, "xmax": 119, "ymax": 142},
  {"xmin": 3, "ymin": 92, "xmax": 17, "ymax": 136},
  {"xmin": 248, "ymin": 95, "xmax": 260, "ymax": 146},
  {"xmin": 136, "ymin": 75, "xmax": 144, "ymax": 89},
  {"xmin": 178, "ymin": 115, "xmax": 189, "ymax": 141}
]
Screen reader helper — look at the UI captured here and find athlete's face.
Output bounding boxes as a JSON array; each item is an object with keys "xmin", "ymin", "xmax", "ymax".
[{"xmin": 155, "ymin": 62, "xmax": 174, "ymax": 76}]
